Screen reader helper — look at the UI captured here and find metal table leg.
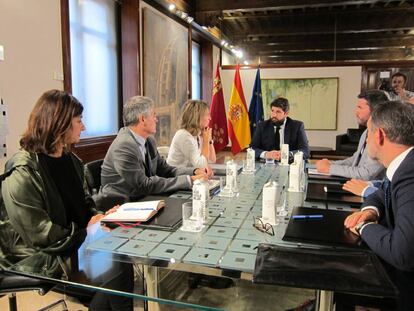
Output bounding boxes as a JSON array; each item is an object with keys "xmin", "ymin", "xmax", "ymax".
[
  {"xmin": 144, "ymin": 266, "xmax": 160, "ymax": 311},
  {"xmin": 317, "ymin": 290, "xmax": 334, "ymax": 311}
]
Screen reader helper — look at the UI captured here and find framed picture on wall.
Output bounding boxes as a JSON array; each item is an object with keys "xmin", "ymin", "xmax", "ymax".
[
  {"xmin": 261, "ymin": 78, "xmax": 339, "ymax": 130},
  {"xmin": 142, "ymin": 6, "xmax": 188, "ymax": 145}
]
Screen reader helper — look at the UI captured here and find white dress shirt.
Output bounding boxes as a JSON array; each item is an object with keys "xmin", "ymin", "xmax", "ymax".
[
  {"xmin": 259, "ymin": 118, "xmax": 286, "ymax": 159},
  {"xmin": 167, "ymin": 129, "xmax": 208, "ymax": 168}
]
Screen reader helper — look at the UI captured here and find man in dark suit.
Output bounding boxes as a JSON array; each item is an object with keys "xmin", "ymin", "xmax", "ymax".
[
  {"xmin": 99, "ymin": 96, "xmax": 208, "ymax": 201},
  {"xmin": 345, "ymin": 100, "xmax": 414, "ymax": 310},
  {"xmin": 250, "ymin": 97, "xmax": 309, "ymax": 160}
]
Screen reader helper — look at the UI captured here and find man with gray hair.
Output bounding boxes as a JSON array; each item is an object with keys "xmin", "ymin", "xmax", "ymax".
[
  {"xmin": 345, "ymin": 101, "xmax": 414, "ymax": 310},
  {"xmin": 99, "ymin": 96, "xmax": 208, "ymax": 201}
]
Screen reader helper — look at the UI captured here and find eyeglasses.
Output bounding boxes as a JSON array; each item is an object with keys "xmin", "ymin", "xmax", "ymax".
[{"xmin": 252, "ymin": 216, "xmax": 275, "ymax": 236}]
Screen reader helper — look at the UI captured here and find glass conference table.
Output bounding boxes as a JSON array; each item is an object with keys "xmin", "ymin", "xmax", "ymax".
[{"xmin": 5, "ymin": 163, "xmax": 368, "ymax": 310}]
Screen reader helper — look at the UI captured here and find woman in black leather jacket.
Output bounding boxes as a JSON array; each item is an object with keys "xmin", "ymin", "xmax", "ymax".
[{"xmin": 0, "ymin": 90, "xmax": 132, "ymax": 310}]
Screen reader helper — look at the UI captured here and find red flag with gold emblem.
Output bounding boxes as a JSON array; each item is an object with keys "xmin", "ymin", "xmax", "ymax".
[
  {"xmin": 227, "ymin": 64, "xmax": 251, "ymax": 154},
  {"xmin": 209, "ymin": 62, "xmax": 228, "ymax": 152}
]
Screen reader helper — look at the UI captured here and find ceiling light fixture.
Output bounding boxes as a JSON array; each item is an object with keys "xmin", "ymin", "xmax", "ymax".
[{"xmin": 168, "ymin": 3, "xmax": 175, "ymax": 11}]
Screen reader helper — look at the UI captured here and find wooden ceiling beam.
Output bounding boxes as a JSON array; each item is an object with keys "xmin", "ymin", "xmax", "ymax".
[
  {"xmin": 195, "ymin": 0, "xmax": 412, "ymax": 12},
  {"xmin": 238, "ymin": 36, "xmax": 414, "ymax": 51},
  {"xmin": 251, "ymin": 46, "xmax": 412, "ymax": 56},
  {"xmin": 221, "ymin": 4, "xmax": 414, "ymax": 19},
  {"xmin": 237, "ymin": 32, "xmax": 414, "ymax": 44},
  {"xmin": 256, "ymin": 48, "xmax": 412, "ymax": 58},
  {"xmin": 255, "ymin": 51, "xmax": 414, "ymax": 63}
]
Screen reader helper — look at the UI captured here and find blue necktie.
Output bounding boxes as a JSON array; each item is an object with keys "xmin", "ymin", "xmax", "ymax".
[{"xmin": 382, "ymin": 177, "xmax": 393, "ymax": 226}]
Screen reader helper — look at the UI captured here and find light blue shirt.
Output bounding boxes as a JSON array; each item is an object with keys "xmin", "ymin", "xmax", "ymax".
[{"xmin": 129, "ymin": 128, "xmax": 146, "ymax": 160}]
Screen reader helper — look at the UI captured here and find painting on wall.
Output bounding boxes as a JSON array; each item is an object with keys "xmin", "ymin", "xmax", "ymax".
[
  {"xmin": 261, "ymin": 78, "xmax": 339, "ymax": 130},
  {"xmin": 142, "ymin": 7, "xmax": 188, "ymax": 145}
]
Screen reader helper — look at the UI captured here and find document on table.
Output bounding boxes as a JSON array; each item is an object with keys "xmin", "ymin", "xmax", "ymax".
[
  {"xmin": 101, "ymin": 200, "xmax": 165, "ymax": 222},
  {"xmin": 308, "ymin": 168, "xmax": 330, "ymax": 176}
]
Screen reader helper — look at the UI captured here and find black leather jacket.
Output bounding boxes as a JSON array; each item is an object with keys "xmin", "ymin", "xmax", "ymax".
[{"xmin": 0, "ymin": 150, "xmax": 97, "ymax": 276}]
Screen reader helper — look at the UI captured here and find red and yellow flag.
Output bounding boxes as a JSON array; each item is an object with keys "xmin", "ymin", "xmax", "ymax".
[
  {"xmin": 209, "ymin": 62, "xmax": 228, "ymax": 152},
  {"xmin": 227, "ymin": 64, "xmax": 251, "ymax": 154}
]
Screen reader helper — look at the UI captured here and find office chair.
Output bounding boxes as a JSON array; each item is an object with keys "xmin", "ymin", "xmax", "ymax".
[
  {"xmin": 85, "ymin": 159, "xmax": 104, "ymax": 195},
  {"xmin": 335, "ymin": 128, "xmax": 365, "ymax": 156},
  {"xmin": 157, "ymin": 146, "xmax": 170, "ymax": 160},
  {"xmin": 84, "ymin": 159, "xmax": 128, "ymax": 212},
  {"xmin": 0, "ymin": 271, "xmax": 68, "ymax": 311}
]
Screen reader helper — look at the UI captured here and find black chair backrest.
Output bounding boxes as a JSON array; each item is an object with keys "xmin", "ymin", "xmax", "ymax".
[
  {"xmin": 85, "ymin": 159, "xmax": 103, "ymax": 194},
  {"xmin": 347, "ymin": 128, "xmax": 365, "ymax": 143}
]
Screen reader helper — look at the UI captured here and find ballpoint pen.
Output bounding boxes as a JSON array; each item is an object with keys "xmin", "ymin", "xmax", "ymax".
[
  {"xmin": 292, "ymin": 214, "xmax": 324, "ymax": 220},
  {"xmin": 123, "ymin": 208, "xmax": 155, "ymax": 211}
]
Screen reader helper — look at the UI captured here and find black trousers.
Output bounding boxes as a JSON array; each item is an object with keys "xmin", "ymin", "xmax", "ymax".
[{"xmin": 89, "ymin": 262, "xmax": 134, "ymax": 311}]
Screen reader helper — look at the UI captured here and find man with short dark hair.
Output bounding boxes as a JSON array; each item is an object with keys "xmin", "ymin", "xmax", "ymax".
[
  {"xmin": 388, "ymin": 72, "xmax": 414, "ymax": 102},
  {"xmin": 344, "ymin": 100, "xmax": 414, "ymax": 310},
  {"xmin": 250, "ymin": 97, "xmax": 309, "ymax": 161},
  {"xmin": 316, "ymin": 90, "xmax": 387, "ymax": 180},
  {"xmin": 99, "ymin": 96, "xmax": 208, "ymax": 201}
]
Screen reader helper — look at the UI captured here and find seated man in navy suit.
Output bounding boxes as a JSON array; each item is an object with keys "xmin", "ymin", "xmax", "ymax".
[
  {"xmin": 250, "ymin": 97, "xmax": 309, "ymax": 161},
  {"xmin": 345, "ymin": 100, "xmax": 414, "ymax": 310}
]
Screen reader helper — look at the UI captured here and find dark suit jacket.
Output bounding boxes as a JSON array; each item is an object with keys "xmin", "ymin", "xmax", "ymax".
[
  {"xmin": 362, "ymin": 148, "xmax": 414, "ymax": 271},
  {"xmin": 99, "ymin": 127, "xmax": 193, "ymax": 200},
  {"xmin": 250, "ymin": 117, "xmax": 310, "ymax": 160},
  {"xmin": 362, "ymin": 148, "xmax": 414, "ymax": 309}
]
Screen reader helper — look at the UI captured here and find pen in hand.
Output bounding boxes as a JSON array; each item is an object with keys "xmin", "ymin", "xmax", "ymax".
[
  {"xmin": 123, "ymin": 208, "xmax": 155, "ymax": 211},
  {"xmin": 292, "ymin": 214, "xmax": 324, "ymax": 220}
]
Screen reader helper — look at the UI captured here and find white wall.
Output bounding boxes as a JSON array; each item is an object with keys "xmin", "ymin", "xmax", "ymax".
[
  {"xmin": 0, "ymin": 1, "xmax": 363, "ymax": 169},
  {"xmin": 0, "ymin": 0, "xmax": 63, "ymax": 170},
  {"xmin": 220, "ymin": 66, "xmax": 362, "ymax": 149}
]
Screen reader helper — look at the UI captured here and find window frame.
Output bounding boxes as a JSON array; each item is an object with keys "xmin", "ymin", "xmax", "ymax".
[
  {"xmin": 191, "ymin": 40, "xmax": 202, "ymax": 100},
  {"xmin": 60, "ymin": 0, "xmax": 130, "ymax": 161}
]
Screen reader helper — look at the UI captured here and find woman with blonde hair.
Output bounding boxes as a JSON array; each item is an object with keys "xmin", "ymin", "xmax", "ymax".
[{"xmin": 167, "ymin": 99, "xmax": 216, "ymax": 167}]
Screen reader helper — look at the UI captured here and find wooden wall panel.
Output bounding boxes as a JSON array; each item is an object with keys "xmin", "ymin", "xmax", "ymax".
[
  {"xmin": 201, "ymin": 41, "xmax": 213, "ymax": 103},
  {"xmin": 121, "ymin": 0, "xmax": 140, "ymax": 102}
]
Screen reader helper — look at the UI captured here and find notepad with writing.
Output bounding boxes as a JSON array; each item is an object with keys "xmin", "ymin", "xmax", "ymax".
[{"xmin": 101, "ymin": 200, "xmax": 165, "ymax": 223}]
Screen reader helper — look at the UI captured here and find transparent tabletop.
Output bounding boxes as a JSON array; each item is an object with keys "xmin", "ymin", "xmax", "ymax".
[{"xmin": 5, "ymin": 162, "xmax": 355, "ymax": 310}]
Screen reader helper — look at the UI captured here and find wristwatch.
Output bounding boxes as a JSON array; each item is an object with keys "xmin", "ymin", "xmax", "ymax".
[{"xmin": 355, "ymin": 221, "xmax": 370, "ymax": 235}]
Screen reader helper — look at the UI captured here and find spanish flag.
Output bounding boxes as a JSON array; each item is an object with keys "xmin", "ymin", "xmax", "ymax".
[{"xmin": 227, "ymin": 64, "xmax": 251, "ymax": 154}]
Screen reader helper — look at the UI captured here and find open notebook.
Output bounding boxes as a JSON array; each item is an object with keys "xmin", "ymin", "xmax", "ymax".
[{"xmin": 101, "ymin": 200, "xmax": 165, "ymax": 223}]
